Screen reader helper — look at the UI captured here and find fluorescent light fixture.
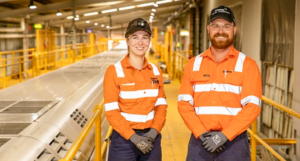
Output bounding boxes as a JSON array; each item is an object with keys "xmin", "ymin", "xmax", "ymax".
[
  {"xmin": 67, "ymin": 15, "xmax": 79, "ymax": 19},
  {"xmin": 137, "ymin": 2, "xmax": 154, "ymax": 7},
  {"xmin": 101, "ymin": 24, "xmax": 105, "ymax": 27},
  {"xmin": 74, "ymin": 17, "xmax": 79, "ymax": 21},
  {"xmin": 94, "ymin": 23, "xmax": 98, "ymax": 26},
  {"xmin": 149, "ymin": 19, "xmax": 153, "ymax": 23},
  {"xmin": 102, "ymin": 9, "xmax": 117, "ymax": 13},
  {"xmin": 56, "ymin": 10, "xmax": 62, "ymax": 16},
  {"xmin": 156, "ymin": 0, "xmax": 172, "ymax": 4},
  {"xmin": 28, "ymin": 0, "xmax": 37, "ymax": 9},
  {"xmin": 180, "ymin": 29, "xmax": 189, "ymax": 36},
  {"xmin": 106, "ymin": 26, "xmax": 110, "ymax": 29},
  {"xmin": 84, "ymin": 12, "xmax": 98, "ymax": 16},
  {"xmin": 150, "ymin": 16, "xmax": 154, "ymax": 19},
  {"xmin": 153, "ymin": 3, "xmax": 158, "ymax": 7},
  {"xmin": 86, "ymin": 20, "xmax": 90, "ymax": 23},
  {"xmin": 151, "ymin": 13, "xmax": 155, "ymax": 16},
  {"xmin": 152, "ymin": 9, "xmax": 156, "ymax": 12},
  {"xmin": 119, "ymin": 6, "xmax": 135, "ymax": 10}
]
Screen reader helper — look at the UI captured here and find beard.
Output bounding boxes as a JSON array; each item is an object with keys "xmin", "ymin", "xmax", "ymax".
[{"xmin": 210, "ymin": 33, "xmax": 234, "ymax": 49}]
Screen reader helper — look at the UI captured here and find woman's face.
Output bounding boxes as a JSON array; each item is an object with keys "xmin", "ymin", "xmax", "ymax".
[{"xmin": 126, "ymin": 30, "xmax": 151, "ymax": 57}]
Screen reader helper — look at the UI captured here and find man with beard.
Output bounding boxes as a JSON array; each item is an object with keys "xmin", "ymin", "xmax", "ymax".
[{"xmin": 178, "ymin": 5, "xmax": 261, "ymax": 161}]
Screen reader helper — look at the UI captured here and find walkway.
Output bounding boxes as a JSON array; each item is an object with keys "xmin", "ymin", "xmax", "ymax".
[{"xmin": 147, "ymin": 53, "xmax": 190, "ymax": 161}]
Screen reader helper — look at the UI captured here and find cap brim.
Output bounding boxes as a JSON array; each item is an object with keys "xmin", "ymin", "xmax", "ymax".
[
  {"xmin": 210, "ymin": 14, "xmax": 233, "ymax": 23},
  {"xmin": 126, "ymin": 28, "xmax": 151, "ymax": 38}
]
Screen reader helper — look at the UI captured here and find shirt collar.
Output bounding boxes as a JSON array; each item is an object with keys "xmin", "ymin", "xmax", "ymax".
[
  {"xmin": 200, "ymin": 45, "xmax": 238, "ymax": 58},
  {"xmin": 122, "ymin": 53, "xmax": 152, "ymax": 69}
]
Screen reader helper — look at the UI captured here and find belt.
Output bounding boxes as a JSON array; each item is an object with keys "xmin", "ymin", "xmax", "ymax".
[{"xmin": 133, "ymin": 128, "xmax": 150, "ymax": 133}]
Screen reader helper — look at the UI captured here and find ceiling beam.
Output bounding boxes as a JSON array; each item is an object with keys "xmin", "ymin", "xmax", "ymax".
[
  {"xmin": 0, "ymin": 0, "xmax": 120, "ymax": 19},
  {"xmin": 30, "ymin": 0, "xmax": 150, "ymax": 23}
]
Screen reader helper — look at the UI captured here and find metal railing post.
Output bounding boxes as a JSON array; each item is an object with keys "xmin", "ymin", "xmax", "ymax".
[
  {"xmin": 95, "ymin": 104, "xmax": 103, "ymax": 161},
  {"xmin": 251, "ymin": 120, "xmax": 257, "ymax": 161}
]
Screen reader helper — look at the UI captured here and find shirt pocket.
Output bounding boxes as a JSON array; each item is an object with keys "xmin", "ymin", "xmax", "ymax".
[
  {"xmin": 119, "ymin": 82, "xmax": 137, "ymax": 104},
  {"xmin": 220, "ymin": 73, "xmax": 243, "ymax": 107}
]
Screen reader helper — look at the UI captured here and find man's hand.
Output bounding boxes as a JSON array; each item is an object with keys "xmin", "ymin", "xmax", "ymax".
[
  {"xmin": 143, "ymin": 128, "xmax": 158, "ymax": 140},
  {"xmin": 200, "ymin": 131, "xmax": 226, "ymax": 153},
  {"xmin": 130, "ymin": 134, "xmax": 154, "ymax": 154},
  {"xmin": 202, "ymin": 131, "xmax": 228, "ymax": 153}
]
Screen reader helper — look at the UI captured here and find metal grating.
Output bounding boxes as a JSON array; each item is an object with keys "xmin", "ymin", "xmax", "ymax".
[
  {"xmin": 0, "ymin": 123, "xmax": 31, "ymax": 134},
  {"xmin": 12, "ymin": 101, "xmax": 52, "ymax": 107},
  {"xmin": 1, "ymin": 107, "xmax": 43, "ymax": 113},
  {"xmin": 0, "ymin": 101, "xmax": 15, "ymax": 107},
  {"xmin": 0, "ymin": 138, "xmax": 10, "ymax": 147}
]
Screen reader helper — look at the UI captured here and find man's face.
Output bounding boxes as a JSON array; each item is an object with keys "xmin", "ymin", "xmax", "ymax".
[{"xmin": 207, "ymin": 18, "xmax": 236, "ymax": 49}]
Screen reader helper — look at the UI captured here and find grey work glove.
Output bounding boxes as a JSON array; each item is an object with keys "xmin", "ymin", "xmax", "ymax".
[
  {"xmin": 199, "ymin": 131, "xmax": 226, "ymax": 153},
  {"xmin": 130, "ymin": 133, "xmax": 154, "ymax": 154},
  {"xmin": 202, "ymin": 131, "xmax": 228, "ymax": 153},
  {"xmin": 143, "ymin": 128, "xmax": 158, "ymax": 140}
]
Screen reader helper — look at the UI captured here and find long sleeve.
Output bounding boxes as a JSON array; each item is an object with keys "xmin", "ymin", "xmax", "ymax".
[
  {"xmin": 104, "ymin": 65, "xmax": 135, "ymax": 140},
  {"xmin": 151, "ymin": 69, "xmax": 167, "ymax": 133},
  {"xmin": 178, "ymin": 61, "xmax": 207, "ymax": 139},
  {"xmin": 222, "ymin": 58, "xmax": 262, "ymax": 141}
]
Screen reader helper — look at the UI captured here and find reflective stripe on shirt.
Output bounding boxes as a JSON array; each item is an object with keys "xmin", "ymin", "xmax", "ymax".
[
  {"xmin": 193, "ymin": 53, "xmax": 204, "ymax": 71},
  {"xmin": 119, "ymin": 89, "xmax": 159, "ymax": 99},
  {"xmin": 114, "ymin": 61, "xmax": 125, "ymax": 77},
  {"xmin": 234, "ymin": 52, "xmax": 246, "ymax": 72},
  {"xmin": 193, "ymin": 83, "xmax": 242, "ymax": 94},
  {"xmin": 121, "ymin": 111, "xmax": 155, "ymax": 123},
  {"xmin": 241, "ymin": 95, "xmax": 261, "ymax": 107},
  {"xmin": 178, "ymin": 94, "xmax": 194, "ymax": 106},
  {"xmin": 195, "ymin": 106, "xmax": 242, "ymax": 116},
  {"xmin": 105, "ymin": 102, "xmax": 120, "ymax": 111},
  {"xmin": 149, "ymin": 62, "xmax": 160, "ymax": 76},
  {"xmin": 155, "ymin": 98, "xmax": 167, "ymax": 106}
]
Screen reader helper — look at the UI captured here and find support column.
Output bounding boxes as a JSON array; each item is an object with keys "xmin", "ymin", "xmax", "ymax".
[
  {"xmin": 293, "ymin": 0, "xmax": 300, "ymax": 160},
  {"xmin": 60, "ymin": 24, "xmax": 65, "ymax": 47},
  {"xmin": 22, "ymin": 18, "xmax": 29, "ymax": 71}
]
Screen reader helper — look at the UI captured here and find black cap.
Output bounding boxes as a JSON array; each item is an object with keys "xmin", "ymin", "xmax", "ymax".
[
  {"xmin": 125, "ymin": 18, "xmax": 151, "ymax": 38},
  {"xmin": 210, "ymin": 6, "xmax": 235, "ymax": 25}
]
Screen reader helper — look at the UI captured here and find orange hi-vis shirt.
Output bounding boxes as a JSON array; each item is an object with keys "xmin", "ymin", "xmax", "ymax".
[
  {"xmin": 178, "ymin": 46, "xmax": 262, "ymax": 141},
  {"xmin": 104, "ymin": 54, "xmax": 167, "ymax": 140}
]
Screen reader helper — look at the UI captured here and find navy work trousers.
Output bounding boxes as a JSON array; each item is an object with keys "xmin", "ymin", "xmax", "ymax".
[
  {"xmin": 186, "ymin": 132, "xmax": 250, "ymax": 161},
  {"xmin": 108, "ymin": 130, "xmax": 162, "ymax": 161}
]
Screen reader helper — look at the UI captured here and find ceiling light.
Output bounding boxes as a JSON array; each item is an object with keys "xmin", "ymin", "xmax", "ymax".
[
  {"xmin": 137, "ymin": 3, "xmax": 154, "ymax": 7},
  {"xmin": 56, "ymin": 10, "xmax": 62, "ymax": 16},
  {"xmin": 94, "ymin": 23, "xmax": 98, "ymax": 26},
  {"xmin": 74, "ymin": 17, "xmax": 79, "ymax": 21},
  {"xmin": 67, "ymin": 16, "xmax": 74, "ymax": 19},
  {"xmin": 151, "ymin": 13, "xmax": 154, "ymax": 16},
  {"xmin": 152, "ymin": 9, "xmax": 156, "ymax": 12},
  {"xmin": 86, "ymin": 20, "xmax": 90, "ymax": 23},
  {"xmin": 102, "ymin": 9, "xmax": 117, "ymax": 13},
  {"xmin": 101, "ymin": 24, "xmax": 105, "ymax": 27},
  {"xmin": 28, "ymin": 0, "xmax": 37, "ymax": 9},
  {"xmin": 84, "ymin": 12, "xmax": 98, "ymax": 16},
  {"xmin": 119, "ymin": 6, "xmax": 135, "ymax": 10},
  {"xmin": 149, "ymin": 19, "xmax": 153, "ymax": 23},
  {"xmin": 106, "ymin": 26, "xmax": 110, "ymax": 29},
  {"xmin": 150, "ymin": 16, "xmax": 154, "ymax": 19},
  {"xmin": 153, "ymin": 4, "xmax": 158, "ymax": 7},
  {"xmin": 156, "ymin": 0, "xmax": 172, "ymax": 4}
]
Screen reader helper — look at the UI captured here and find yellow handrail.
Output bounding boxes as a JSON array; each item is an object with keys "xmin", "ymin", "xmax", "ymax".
[
  {"xmin": 262, "ymin": 96, "xmax": 300, "ymax": 119},
  {"xmin": 0, "ymin": 42, "xmax": 108, "ymax": 89},
  {"xmin": 60, "ymin": 100, "xmax": 104, "ymax": 161}
]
